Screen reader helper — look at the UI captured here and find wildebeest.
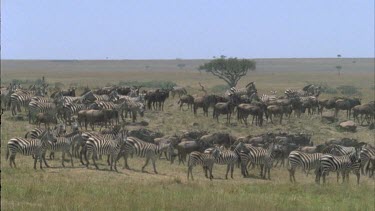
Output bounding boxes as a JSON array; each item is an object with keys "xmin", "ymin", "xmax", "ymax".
[
  {"xmin": 193, "ymin": 95, "xmax": 224, "ymax": 116},
  {"xmin": 266, "ymin": 104, "xmax": 292, "ymax": 124},
  {"xmin": 334, "ymin": 98, "xmax": 361, "ymax": 118},
  {"xmin": 35, "ymin": 112, "xmax": 58, "ymax": 128},
  {"xmin": 237, "ymin": 102, "xmax": 266, "ymax": 126},
  {"xmin": 178, "ymin": 95, "xmax": 194, "ymax": 111},
  {"xmin": 352, "ymin": 102, "xmax": 375, "ymax": 125}
]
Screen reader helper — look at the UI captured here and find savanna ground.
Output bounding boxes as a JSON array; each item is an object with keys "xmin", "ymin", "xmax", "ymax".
[{"xmin": 1, "ymin": 59, "xmax": 375, "ymax": 210}]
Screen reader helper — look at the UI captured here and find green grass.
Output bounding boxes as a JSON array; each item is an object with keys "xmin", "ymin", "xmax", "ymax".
[{"xmin": 1, "ymin": 59, "xmax": 374, "ymax": 210}]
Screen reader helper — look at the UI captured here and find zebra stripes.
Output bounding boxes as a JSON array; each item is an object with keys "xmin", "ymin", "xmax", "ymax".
[
  {"xmin": 322, "ymin": 145, "xmax": 356, "ymax": 156},
  {"xmin": 84, "ymin": 131, "xmax": 127, "ymax": 171},
  {"xmin": 360, "ymin": 146, "xmax": 375, "ymax": 175},
  {"xmin": 316, "ymin": 150, "xmax": 361, "ymax": 184},
  {"xmin": 204, "ymin": 142, "xmax": 244, "ymax": 179},
  {"xmin": 28, "ymin": 101, "xmax": 58, "ymax": 123},
  {"xmin": 287, "ymin": 151, "xmax": 323, "ymax": 183},
  {"xmin": 120, "ymin": 136, "xmax": 172, "ymax": 174},
  {"xmin": 187, "ymin": 148, "xmax": 220, "ymax": 180},
  {"xmin": 6, "ymin": 130, "xmax": 57, "ymax": 169},
  {"xmin": 44, "ymin": 130, "xmax": 80, "ymax": 167},
  {"xmin": 10, "ymin": 92, "xmax": 34, "ymax": 116}
]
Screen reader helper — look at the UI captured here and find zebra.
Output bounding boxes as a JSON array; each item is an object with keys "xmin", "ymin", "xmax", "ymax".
[
  {"xmin": 239, "ymin": 143, "xmax": 278, "ymax": 178},
  {"xmin": 43, "ymin": 130, "xmax": 81, "ymax": 167},
  {"xmin": 28, "ymin": 101, "xmax": 61, "ymax": 123},
  {"xmin": 262, "ymin": 143, "xmax": 279, "ymax": 180},
  {"xmin": 10, "ymin": 91, "xmax": 34, "ymax": 116},
  {"xmin": 24, "ymin": 123, "xmax": 67, "ymax": 139},
  {"xmin": 204, "ymin": 142, "xmax": 245, "ymax": 179},
  {"xmin": 119, "ymin": 136, "xmax": 173, "ymax": 174},
  {"xmin": 322, "ymin": 144, "xmax": 356, "ymax": 156},
  {"xmin": 89, "ymin": 101, "xmax": 125, "ymax": 123},
  {"xmin": 359, "ymin": 146, "xmax": 375, "ymax": 175},
  {"xmin": 260, "ymin": 94, "xmax": 277, "ymax": 103},
  {"xmin": 187, "ymin": 148, "xmax": 220, "ymax": 181},
  {"xmin": 84, "ymin": 130, "xmax": 128, "ymax": 171},
  {"xmin": 315, "ymin": 150, "xmax": 361, "ymax": 184},
  {"xmin": 225, "ymin": 82, "xmax": 257, "ymax": 97},
  {"xmin": 62, "ymin": 102, "xmax": 87, "ymax": 124},
  {"xmin": 6, "ymin": 129, "xmax": 57, "ymax": 169},
  {"xmin": 287, "ymin": 151, "xmax": 323, "ymax": 183}
]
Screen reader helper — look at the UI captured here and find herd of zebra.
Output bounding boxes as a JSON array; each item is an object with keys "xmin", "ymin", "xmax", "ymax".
[
  {"xmin": 5, "ymin": 121, "xmax": 375, "ymax": 184},
  {"xmin": 2, "ymin": 80, "xmax": 374, "ymax": 185}
]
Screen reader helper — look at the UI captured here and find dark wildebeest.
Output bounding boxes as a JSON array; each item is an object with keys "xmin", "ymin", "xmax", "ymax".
[
  {"xmin": 212, "ymin": 97, "xmax": 237, "ymax": 123},
  {"xmin": 266, "ymin": 104, "xmax": 292, "ymax": 124},
  {"xmin": 334, "ymin": 98, "xmax": 361, "ymax": 118},
  {"xmin": 318, "ymin": 98, "xmax": 337, "ymax": 115},
  {"xmin": 352, "ymin": 102, "xmax": 375, "ymax": 125},
  {"xmin": 193, "ymin": 95, "xmax": 224, "ymax": 116},
  {"xmin": 178, "ymin": 95, "xmax": 194, "ymax": 111},
  {"xmin": 237, "ymin": 103, "xmax": 266, "ymax": 126}
]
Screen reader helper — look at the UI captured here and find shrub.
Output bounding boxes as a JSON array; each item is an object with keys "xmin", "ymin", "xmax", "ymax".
[
  {"xmin": 336, "ymin": 85, "xmax": 361, "ymax": 96},
  {"xmin": 210, "ymin": 84, "xmax": 230, "ymax": 93},
  {"xmin": 305, "ymin": 81, "xmax": 337, "ymax": 94}
]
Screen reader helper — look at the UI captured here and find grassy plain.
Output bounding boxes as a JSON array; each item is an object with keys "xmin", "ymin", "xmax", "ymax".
[{"xmin": 1, "ymin": 59, "xmax": 374, "ymax": 210}]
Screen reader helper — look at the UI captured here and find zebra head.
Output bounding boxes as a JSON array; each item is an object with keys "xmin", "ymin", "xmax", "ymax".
[
  {"xmin": 71, "ymin": 118, "xmax": 79, "ymax": 132},
  {"xmin": 41, "ymin": 129, "xmax": 57, "ymax": 143},
  {"xmin": 54, "ymin": 123, "xmax": 66, "ymax": 137}
]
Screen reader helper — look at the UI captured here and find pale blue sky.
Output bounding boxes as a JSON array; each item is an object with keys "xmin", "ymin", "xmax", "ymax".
[{"xmin": 2, "ymin": 1, "xmax": 374, "ymax": 59}]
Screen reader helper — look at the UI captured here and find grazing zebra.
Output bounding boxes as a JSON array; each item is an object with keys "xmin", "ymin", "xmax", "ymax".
[
  {"xmin": 187, "ymin": 148, "xmax": 220, "ymax": 181},
  {"xmin": 84, "ymin": 130, "xmax": 128, "ymax": 171},
  {"xmin": 315, "ymin": 150, "xmax": 361, "ymax": 184},
  {"xmin": 6, "ymin": 130, "xmax": 57, "ymax": 169},
  {"xmin": 204, "ymin": 142, "xmax": 245, "ymax": 179},
  {"xmin": 287, "ymin": 151, "xmax": 323, "ymax": 183},
  {"xmin": 119, "ymin": 136, "xmax": 173, "ymax": 174},
  {"xmin": 360, "ymin": 146, "xmax": 375, "ymax": 175},
  {"xmin": 24, "ymin": 123, "xmax": 67, "ymax": 139},
  {"xmin": 43, "ymin": 130, "xmax": 81, "ymax": 167}
]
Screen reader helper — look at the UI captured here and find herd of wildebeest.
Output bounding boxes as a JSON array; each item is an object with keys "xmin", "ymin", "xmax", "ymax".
[{"xmin": 1, "ymin": 78, "xmax": 374, "ymax": 184}]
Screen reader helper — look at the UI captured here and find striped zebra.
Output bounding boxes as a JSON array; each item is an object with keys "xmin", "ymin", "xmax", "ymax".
[
  {"xmin": 322, "ymin": 144, "xmax": 356, "ymax": 156},
  {"xmin": 360, "ymin": 146, "xmax": 375, "ymax": 175},
  {"xmin": 84, "ymin": 130, "xmax": 128, "ymax": 171},
  {"xmin": 225, "ymin": 82, "xmax": 257, "ymax": 97},
  {"xmin": 55, "ymin": 91, "xmax": 96, "ymax": 104},
  {"xmin": 239, "ymin": 143, "xmax": 278, "ymax": 178},
  {"xmin": 204, "ymin": 142, "xmax": 245, "ymax": 179},
  {"xmin": 43, "ymin": 130, "xmax": 80, "ymax": 167},
  {"xmin": 119, "ymin": 136, "xmax": 173, "ymax": 174},
  {"xmin": 6, "ymin": 130, "xmax": 57, "ymax": 169},
  {"xmin": 316, "ymin": 150, "xmax": 361, "ymax": 184},
  {"xmin": 10, "ymin": 91, "xmax": 35, "ymax": 116},
  {"xmin": 187, "ymin": 148, "xmax": 220, "ymax": 180},
  {"xmin": 62, "ymin": 102, "xmax": 87, "ymax": 124},
  {"xmin": 28, "ymin": 101, "xmax": 60, "ymax": 123},
  {"xmin": 262, "ymin": 143, "xmax": 279, "ymax": 180},
  {"xmin": 24, "ymin": 123, "xmax": 67, "ymax": 139},
  {"xmin": 260, "ymin": 94, "xmax": 277, "ymax": 103},
  {"xmin": 287, "ymin": 151, "xmax": 323, "ymax": 183},
  {"xmin": 31, "ymin": 96, "xmax": 53, "ymax": 103}
]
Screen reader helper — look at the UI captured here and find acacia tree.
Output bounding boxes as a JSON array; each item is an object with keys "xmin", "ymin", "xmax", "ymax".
[{"xmin": 198, "ymin": 56, "xmax": 256, "ymax": 87}]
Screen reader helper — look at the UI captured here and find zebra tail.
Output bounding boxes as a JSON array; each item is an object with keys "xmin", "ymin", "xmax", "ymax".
[
  {"xmin": 177, "ymin": 99, "xmax": 181, "ymax": 105},
  {"xmin": 6, "ymin": 145, "xmax": 9, "ymax": 160}
]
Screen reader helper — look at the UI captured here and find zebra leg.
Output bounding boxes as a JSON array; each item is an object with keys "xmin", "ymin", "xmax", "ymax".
[
  {"xmin": 10, "ymin": 154, "xmax": 16, "ymax": 168},
  {"xmin": 337, "ymin": 172, "xmax": 340, "ymax": 183},
  {"xmin": 123, "ymin": 154, "xmax": 130, "ymax": 169},
  {"xmin": 142, "ymin": 157, "xmax": 150, "ymax": 172},
  {"xmin": 231, "ymin": 163, "xmax": 234, "ymax": 179},
  {"xmin": 225, "ymin": 164, "xmax": 230, "ymax": 179},
  {"xmin": 67, "ymin": 151, "xmax": 74, "ymax": 167},
  {"xmin": 152, "ymin": 157, "xmax": 158, "ymax": 174},
  {"xmin": 107, "ymin": 155, "xmax": 111, "ymax": 166},
  {"xmin": 92, "ymin": 153, "xmax": 99, "ymax": 170},
  {"xmin": 62, "ymin": 152, "xmax": 66, "ymax": 168},
  {"xmin": 288, "ymin": 168, "xmax": 294, "ymax": 183},
  {"xmin": 209, "ymin": 165, "xmax": 214, "ymax": 180},
  {"xmin": 356, "ymin": 172, "xmax": 360, "ymax": 185},
  {"xmin": 42, "ymin": 152, "xmax": 50, "ymax": 168}
]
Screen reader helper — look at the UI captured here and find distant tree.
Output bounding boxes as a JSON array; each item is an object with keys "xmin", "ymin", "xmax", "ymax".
[
  {"xmin": 337, "ymin": 54, "xmax": 341, "ymax": 58},
  {"xmin": 177, "ymin": 63, "xmax": 186, "ymax": 70},
  {"xmin": 198, "ymin": 56, "xmax": 256, "ymax": 87},
  {"xmin": 145, "ymin": 65, "xmax": 150, "ymax": 70}
]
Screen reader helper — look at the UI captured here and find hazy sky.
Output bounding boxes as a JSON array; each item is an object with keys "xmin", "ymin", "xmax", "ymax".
[{"xmin": 2, "ymin": 1, "xmax": 374, "ymax": 59}]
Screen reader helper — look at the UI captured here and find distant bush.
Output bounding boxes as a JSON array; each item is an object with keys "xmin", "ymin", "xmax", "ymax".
[
  {"xmin": 210, "ymin": 84, "xmax": 230, "ymax": 93},
  {"xmin": 54, "ymin": 82, "xmax": 65, "ymax": 89},
  {"xmin": 336, "ymin": 85, "xmax": 361, "ymax": 96},
  {"xmin": 119, "ymin": 80, "xmax": 177, "ymax": 89}
]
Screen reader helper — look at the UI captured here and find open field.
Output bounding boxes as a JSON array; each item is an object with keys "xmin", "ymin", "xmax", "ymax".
[{"xmin": 1, "ymin": 59, "xmax": 375, "ymax": 210}]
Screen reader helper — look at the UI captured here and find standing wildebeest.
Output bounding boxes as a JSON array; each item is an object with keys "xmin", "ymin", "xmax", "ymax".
[
  {"xmin": 78, "ymin": 109, "xmax": 110, "ymax": 131},
  {"xmin": 266, "ymin": 104, "xmax": 292, "ymax": 124},
  {"xmin": 146, "ymin": 88, "xmax": 170, "ymax": 111},
  {"xmin": 193, "ymin": 95, "xmax": 224, "ymax": 116},
  {"xmin": 171, "ymin": 86, "xmax": 187, "ymax": 98},
  {"xmin": 334, "ymin": 98, "xmax": 361, "ymax": 118},
  {"xmin": 318, "ymin": 98, "xmax": 337, "ymax": 115},
  {"xmin": 178, "ymin": 95, "xmax": 194, "ymax": 111},
  {"xmin": 352, "ymin": 102, "xmax": 375, "ymax": 125},
  {"xmin": 237, "ymin": 102, "xmax": 266, "ymax": 126},
  {"xmin": 212, "ymin": 96, "xmax": 237, "ymax": 123}
]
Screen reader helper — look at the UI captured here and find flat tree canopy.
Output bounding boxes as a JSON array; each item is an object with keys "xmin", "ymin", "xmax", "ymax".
[{"xmin": 198, "ymin": 57, "xmax": 256, "ymax": 87}]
